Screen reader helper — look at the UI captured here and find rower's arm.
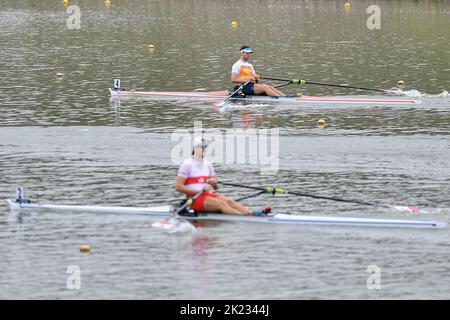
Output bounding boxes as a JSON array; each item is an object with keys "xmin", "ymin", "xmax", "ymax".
[
  {"xmin": 176, "ymin": 176, "xmax": 205, "ymax": 195},
  {"xmin": 207, "ymin": 176, "xmax": 220, "ymax": 190},
  {"xmin": 231, "ymin": 72, "xmax": 240, "ymax": 84}
]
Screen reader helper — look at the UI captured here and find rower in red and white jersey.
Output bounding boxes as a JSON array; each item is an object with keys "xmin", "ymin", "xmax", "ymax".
[{"xmin": 175, "ymin": 137, "xmax": 252, "ymax": 215}]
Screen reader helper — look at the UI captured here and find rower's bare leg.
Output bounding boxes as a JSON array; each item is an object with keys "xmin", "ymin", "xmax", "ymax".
[
  {"xmin": 264, "ymin": 85, "xmax": 285, "ymax": 96},
  {"xmin": 203, "ymin": 197, "xmax": 250, "ymax": 215},
  {"xmin": 254, "ymin": 84, "xmax": 285, "ymax": 97},
  {"xmin": 270, "ymin": 87, "xmax": 286, "ymax": 96},
  {"xmin": 221, "ymin": 196, "xmax": 252, "ymax": 214}
]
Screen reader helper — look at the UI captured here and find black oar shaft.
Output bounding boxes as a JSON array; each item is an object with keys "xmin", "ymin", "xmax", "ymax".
[
  {"xmin": 235, "ymin": 191, "xmax": 266, "ymax": 202},
  {"xmin": 261, "ymin": 76, "xmax": 386, "ymax": 93},
  {"xmin": 221, "ymin": 182, "xmax": 375, "ymax": 207},
  {"xmin": 273, "ymin": 81, "xmax": 293, "ymax": 89},
  {"xmin": 221, "ymin": 182, "xmax": 267, "ymax": 192},
  {"xmin": 305, "ymin": 81, "xmax": 386, "ymax": 93},
  {"xmin": 262, "ymin": 76, "xmax": 292, "ymax": 82},
  {"xmin": 286, "ymin": 190, "xmax": 374, "ymax": 206}
]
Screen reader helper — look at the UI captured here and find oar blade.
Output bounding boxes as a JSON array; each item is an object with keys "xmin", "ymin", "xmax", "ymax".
[
  {"xmin": 152, "ymin": 217, "xmax": 196, "ymax": 233},
  {"xmin": 385, "ymin": 205, "xmax": 421, "ymax": 214},
  {"xmin": 383, "ymin": 87, "xmax": 405, "ymax": 95},
  {"xmin": 215, "ymin": 100, "xmax": 228, "ymax": 108}
]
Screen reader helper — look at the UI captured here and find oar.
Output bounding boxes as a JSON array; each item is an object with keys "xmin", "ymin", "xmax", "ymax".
[
  {"xmin": 173, "ymin": 189, "xmax": 206, "ymax": 216},
  {"xmin": 152, "ymin": 189, "xmax": 206, "ymax": 232},
  {"xmin": 216, "ymin": 80, "xmax": 252, "ymax": 107},
  {"xmin": 220, "ymin": 182, "xmax": 420, "ymax": 214},
  {"xmin": 261, "ymin": 76, "xmax": 401, "ymax": 94}
]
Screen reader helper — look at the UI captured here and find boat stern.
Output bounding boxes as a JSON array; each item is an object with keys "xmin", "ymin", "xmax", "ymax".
[{"xmin": 108, "ymin": 88, "xmax": 117, "ymax": 97}]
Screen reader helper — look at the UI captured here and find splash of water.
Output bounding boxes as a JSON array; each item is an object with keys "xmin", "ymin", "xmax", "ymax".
[{"xmin": 401, "ymin": 89, "xmax": 449, "ymax": 98}]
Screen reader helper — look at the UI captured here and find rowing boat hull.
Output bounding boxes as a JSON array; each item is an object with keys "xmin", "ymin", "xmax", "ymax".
[
  {"xmin": 7, "ymin": 199, "xmax": 445, "ymax": 229},
  {"xmin": 108, "ymin": 88, "xmax": 420, "ymax": 105}
]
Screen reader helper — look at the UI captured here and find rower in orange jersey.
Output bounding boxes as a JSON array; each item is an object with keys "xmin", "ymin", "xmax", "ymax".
[{"xmin": 231, "ymin": 46, "xmax": 285, "ymax": 97}]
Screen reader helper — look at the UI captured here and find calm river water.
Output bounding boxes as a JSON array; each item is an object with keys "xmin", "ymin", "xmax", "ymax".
[{"xmin": 0, "ymin": 0, "xmax": 449, "ymax": 299}]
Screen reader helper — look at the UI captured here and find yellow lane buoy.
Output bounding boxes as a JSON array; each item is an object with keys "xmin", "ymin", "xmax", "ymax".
[
  {"xmin": 105, "ymin": 0, "xmax": 111, "ymax": 9},
  {"xmin": 344, "ymin": 2, "xmax": 351, "ymax": 9},
  {"xmin": 317, "ymin": 119, "xmax": 326, "ymax": 128},
  {"xmin": 80, "ymin": 244, "xmax": 91, "ymax": 253},
  {"xmin": 231, "ymin": 21, "xmax": 238, "ymax": 28}
]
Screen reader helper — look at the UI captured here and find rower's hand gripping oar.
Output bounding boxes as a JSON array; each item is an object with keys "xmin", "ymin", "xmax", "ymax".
[
  {"xmin": 261, "ymin": 76, "xmax": 403, "ymax": 95},
  {"xmin": 220, "ymin": 182, "xmax": 421, "ymax": 214},
  {"xmin": 216, "ymin": 79, "xmax": 252, "ymax": 107}
]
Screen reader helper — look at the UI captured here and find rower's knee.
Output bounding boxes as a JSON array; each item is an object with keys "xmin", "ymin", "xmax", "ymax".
[
  {"xmin": 223, "ymin": 197, "xmax": 235, "ymax": 205},
  {"xmin": 211, "ymin": 198, "xmax": 228, "ymax": 210},
  {"xmin": 205, "ymin": 197, "xmax": 225, "ymax": 211},
  {"xmin": 265, "ymin": 85, "xmax": 276, "ymax": 95}
]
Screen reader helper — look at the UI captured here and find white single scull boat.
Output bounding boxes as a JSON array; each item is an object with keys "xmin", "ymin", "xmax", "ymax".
[
  {"xmin": 7, "ymin": 199, "xmax": 446, "ymax": 229},
  {"xmin": 108, "ymin": 88, "xmax": 420, "ymax": 105}
]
